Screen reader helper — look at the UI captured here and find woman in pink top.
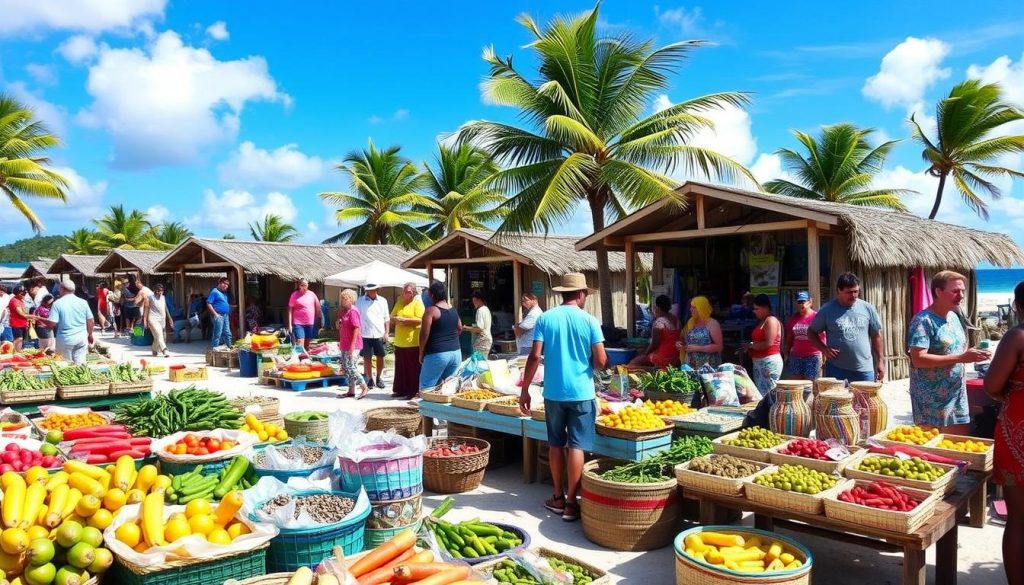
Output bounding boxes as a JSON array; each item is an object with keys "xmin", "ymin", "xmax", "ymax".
[
  {"xmin": 288, "ymin": 279, "xmax": 321, "ymax": 350},
  {"xmin": 337, "ymin": 289, "xmax": 370, "ymax": 399},
  {"xmin": 784, "ymin": 291, "xmax": 825, "ymax": 380}
]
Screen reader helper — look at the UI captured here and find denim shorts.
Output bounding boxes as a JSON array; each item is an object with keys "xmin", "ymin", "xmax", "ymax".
[
  {"xmin": 293, "ymin": 324, "xmax": 317, "ymax": 340},
  {"xmin": 544, "ymin": 398, "xmax": 597, "ymax": 451},
  {"xmin": 824, "ymin": 362, "xmax": 875, "ymax": 383},
  {"xmin": 419, "ymin": 349, "xmax": 462, "ymax": 390}
]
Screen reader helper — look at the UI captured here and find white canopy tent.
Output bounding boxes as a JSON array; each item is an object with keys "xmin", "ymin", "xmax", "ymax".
[{"xmin": 324, "ymin": 260, "xmax": 442, "ymax": 289}]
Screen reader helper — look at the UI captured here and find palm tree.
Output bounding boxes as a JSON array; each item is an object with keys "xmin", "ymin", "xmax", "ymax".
[
  {"xmin": 222, "ymin": 233, "xmax": 236, "ymax": 240},
  {"xmin": 65, "ymin": 228, "xmax": 102, "ymax": 255},
  {"xmin": 249, "ymin": 214, "xmax": 299, "ymax": 242},
  {"xmin": 93, "ymin": 205, "xmax": 159, "ymax": 251},
  {"xmin": 458, "ymin": 4, "xmax": 754, "ymax": 325},
  {"xmin": 419, "ymin": 144, "xmax": 507, "ymax": 240},
  {"xmin": 763, "ymin": 124, "xmax": 912, "ymax": 210},
  {"xmin": 153, "ymin": 222, "xmax": 193, "ymax": 248},
  {"xmin": 320, "ymin": 141, "xmax": 437, "ymax": 248},
  {"xmin": 0, "ymin": 93, "xmax": 69, "ymax": 233},
  {"xmin": 911, "ymin": 80, "xmax": 1024, "ymax": 220}
]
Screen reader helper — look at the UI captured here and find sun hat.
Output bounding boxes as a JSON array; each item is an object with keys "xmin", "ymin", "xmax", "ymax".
[
  {"xmin": 551, "ymin": 272, "xmax": 596, "ymax": 293},
  {"xmin": 365, "ymin": 283, "xmax": 380, "ymax": 291},
  {"xmin": 795, "ymin": 291, "xmax": 810, "ymax": 302},
  {"xmin": 61, "ymin": 280, "xmax": 76, "ymax": 292}
]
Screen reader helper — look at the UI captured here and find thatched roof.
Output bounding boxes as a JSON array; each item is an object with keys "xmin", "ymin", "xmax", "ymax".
[
  {"xmin": 20, "ymin": 258, "xmax": 55, "ymax": 280},
  {"xmin": 403, "ymin": 228, "xmax": 650, "ymax": 274},
  {"xmin": 47, "ymin": 255, "xmax": 105, "ymax": 277},
  {"xmin": 153, "ymin": 237, "xmax": 413, "ymax": 282},
  {"xmin": 95, "ymin": 249, "xmax": 170, "ymax": 275},
  {"xmin": 576, "ymin": 181, "xmax": 1024, "ymax": 270}
]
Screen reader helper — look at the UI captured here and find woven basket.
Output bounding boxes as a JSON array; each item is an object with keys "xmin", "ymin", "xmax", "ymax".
[
  {"xmin": 675, "ymin": 457, "xmax": 774, "ymax": 496},
  {"xmin": 450, "ymin": 393, "xmax": 503, "ymax": 411},
  {"xmin": 674, "ymin": 526, "xmax": 812, "ymax": 585},
  {"xmin": 255, "ymin": 490, "xmax": 370, "ymax": 572},
  {"xmin": 767, "ymin": 441, "xmax": 864, "ymax": 474},
  {"xmin": 530, "ymin": 406, "xmax": 545, "ymax": 421},
  {"xmin": 212, "ymin": 350, "xmax": 230, "ymax": 368},
  {"xmin": 744, "ymin": 469, "xmax": 852, "ymax": 515},
  {"xmin": 486, "ymin": 397, "xmax": 527, "ymax": 417},
  {"xmin": 423, "ymin": 437, "xmax": 491, "ymax": 494},
  {"xmin": 0, "ymin": 387, "xmax": 57, "ymax": 405},
  {"xmin": 283, "ymin": 415, "xmax": 330, "ymax": 442},
  {"xmin": 842, "ymin": 452, "xmax": 959, "ymax": 495},
  {"xmin": 596, "ymin": 422, "xmax": 674, "ymax": 441},
  {"xmin": 111, "ymin": 544, "xmax": 268, "ymax": 585},
  {"xmin": 339, "ymin": 447, "xmax": 423, "ymax": 500},
  {"xmin": 712, "ymin": 431, "xmax": 788, "ymax": 463},
  {"xmin": 420, "ymin": 390, "xmax": 453, "ymax": 404},
  {"xmin": 475, "ymin": 547, "xmax": 611, "ymax": 585},
  {"xmin": 231, "ymin": 396, "xmax": 280, "ymax": 419},
  {"xmin": 110, "ymin": 379, "xmax": 154, "ymax": 395},
  {"xmin": 644, "ymin": 390, "xmax": 695, "ymax": 404},
  {"xmin": 366, "ymin": 494, "xmax": 422, "ymax": 529},
  {"xmin": 57, "ymin": 382, "xmax": 110, "ymax": 399},
  {"xmin": 364, "ymin": 519, "xmax": 422, "ymax": 550},
  {"xmin": 205, "ymin": 349, "xmax": 215, "ymax": 366},
  {"xmin": 919, "ymin": 434, "xmax": 994, "ymax": 472},
  {"xmin": 672, "ymin": 411, "xmax": 745, "ymax": 434},
  {"xmin": 823, "ymin": 480, "xmax": 939, "ymax": 534},
  {"xmin": 365, "ymin": 407, "xmax": 422, "ymax": 437},
  {"xmin": 581, "ymin": 458, "xmax": 682, "ymax": 551}
]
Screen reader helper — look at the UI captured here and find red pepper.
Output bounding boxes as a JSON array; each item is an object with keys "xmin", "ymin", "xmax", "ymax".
[
  {"xmin": 66, "ymin": 434, "xmax": 132, "ymax": 446},
  {"xmin": 84, "ymin": 453, "xmax": 108, "ymax": 464},
  {"xmin": 107, "ymin": 449, "xmax": 146, "ymax": 459},
  {"xmin": 62, "ymin": 425, "xmax": 129, "ymax": 440}
]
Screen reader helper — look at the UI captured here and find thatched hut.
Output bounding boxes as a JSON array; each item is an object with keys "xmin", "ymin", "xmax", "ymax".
[
  {"xmin": 46, "ymin": 255, "xmax": 105, "ymax": 291},
  {"xmin": 402, "ymin": 229, "xmax": 649, "ymax": 339},
  {"xmin": 95, "ymin": 249, "xmax": 222, "ymax": 313},
  {"xmin": 19, "ymin": 258, "xmax": 55, "ymax": 283},
  {"xmin": 576, "ymin": 181, "xmax": 1024, "ymax": 379}
]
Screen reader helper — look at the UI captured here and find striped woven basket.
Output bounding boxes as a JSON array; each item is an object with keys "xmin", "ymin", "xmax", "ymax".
[{"xmin": 580, "ymin": 458, "xmax": 681, "ymax": 551}]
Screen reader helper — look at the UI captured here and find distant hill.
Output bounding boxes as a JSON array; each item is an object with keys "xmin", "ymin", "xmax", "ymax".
[{"xmin": 0, "ymin": 235, "xmax": 67, "ymax": 262}]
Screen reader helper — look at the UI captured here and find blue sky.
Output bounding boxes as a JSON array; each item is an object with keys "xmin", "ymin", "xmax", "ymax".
[{"xmin": 1, "ymin": 0, "xmax": 1023, "ymax": 246}]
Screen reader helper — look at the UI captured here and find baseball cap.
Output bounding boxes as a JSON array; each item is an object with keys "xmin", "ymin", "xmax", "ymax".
[{"xmin": 795, "ymin": 291, "xmax": 810, "ymax": 302}]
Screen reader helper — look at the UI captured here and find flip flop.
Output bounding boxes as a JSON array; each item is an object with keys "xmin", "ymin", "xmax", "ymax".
[
  {"xmin": 357, "ymin": 388, "xmax": 370, "ymax": 400},
  {"xmin": 343, "ymin": 391, "xmax": 356, "ymax": 398},
  {"xmin": 993, "ymin": 499, "xmax": 1008, "ymax": 519}
]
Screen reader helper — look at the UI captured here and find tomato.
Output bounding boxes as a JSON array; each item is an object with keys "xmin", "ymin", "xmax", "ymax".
[
  {"xmin": 194, "ymin": 447, "xmax": 210, "ymax": 455},
  {"xmin": 207, "ymin": 439, "xmax": 221, "ymax": 451},
  {"xmin": 220, "ymin": 441, "xmax": 235, "ymax": 451},
  {"xmin": 184, "ymin": 435, "xmax": 199, "ymax": 448}
]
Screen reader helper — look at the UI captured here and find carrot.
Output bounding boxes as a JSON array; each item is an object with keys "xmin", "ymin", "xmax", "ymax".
[
  {"xmin": 349, "ymin": 529, "xmax": 417, "ymax": 577},
  {"xmin": 445, "ymin": 582, "xmax": 487, "ymax": 585},
  {"xmin": 393, "ymin": 563, "xmax": 454, "ymax": 581},
  {"xmin": 357, "ymin": 548, "xmax": 417, "ymax": 585},
  {"xmin": 408, "ymin": 567, "xmax": 471, "ymax": 585}
]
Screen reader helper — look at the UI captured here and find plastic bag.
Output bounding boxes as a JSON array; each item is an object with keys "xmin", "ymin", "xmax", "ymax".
[
  {"xmin": 338, "ymin": 430, "xmax": 427, "ymax": 463},
  {"xmin": 327, "ymin": 409, "xmax": 368, "ymax": 451},
  {"xmin": 699, "ymin": 363, "xmax": 739, "ymax": 406},
  {"xmin": 732, "ymin": 365, "xmax": 762, "ymax": 404},
  {"xmin": 507, "ymin": 550, "xmax": 575, "ymax": 585},
  {"xmin": 242, "ymin": 477, "xmax": 368, "ymax": 530},
  {"xmin": 253, "ymin": 437, "xmax": 338, "ymax": 471}
]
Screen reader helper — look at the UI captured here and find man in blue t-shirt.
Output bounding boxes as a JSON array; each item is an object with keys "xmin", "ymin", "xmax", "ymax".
[
  {"xmin": 808, "ymin": 272, "xmax": 885, "ymax": 382},
  {"xmin": 206, "ymin": 277, "xmax": 232, "ymax": 348},
  {"xmin": 34, "ymin": 280, "xmax": 94, "ymax": 364},
  {"xmin": 519, "ymin": 273, "xmax": 606, "ymax": 522}
]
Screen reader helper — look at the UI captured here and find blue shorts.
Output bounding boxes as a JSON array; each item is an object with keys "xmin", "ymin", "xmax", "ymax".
[
  {"xmin": 544, "ymin": 399, "xmax": 597, "ymax": 451},
  {"xmin": 293, "ymin": 324, "xmax": 317, "ymax": 340},
  {"xmin": 419, "ymin": 349, "xmax": 461, "ymax": 390},
  {"xmin": 824, "ymin": 362, "xmax": 875, "ymax": 383},
  {"xmin": 786, "ymin": 355, "xmax": 822, "ymax": 379},
  {"xmin": 0, "ymin": 327, "xmax": 12, "ymax": 342}
]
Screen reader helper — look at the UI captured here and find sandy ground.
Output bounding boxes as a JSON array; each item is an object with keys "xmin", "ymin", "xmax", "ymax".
[{"xmin": 98, "ymin": 333, "xmax": 1008, "ymax": 585}]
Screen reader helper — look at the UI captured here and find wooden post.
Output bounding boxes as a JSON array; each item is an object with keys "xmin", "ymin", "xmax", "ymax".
[
  {"xmin": 653, "ymin": 246, "xmax": 664, "ymax": 285},
  {"xmin": 513, "ymin": 260, "xmax": 522, "ymax": 321},
  {"xmin": 625, "ymin": 240, "xmax": 636, "ymax": 336},
  {"xmin": 807, "ymin": 223, "xmax": 820, "ymax": 302},
  {"xmin": 235, "ymin": 266, "xmax": 246, "ymax": 338},
  {"xmin": 696, "ymin": 194, "xmax": 706, "ymax": 230},
  {"xmin": 426, "ymin": 262, "xmax": 434, "ymax": 285}
]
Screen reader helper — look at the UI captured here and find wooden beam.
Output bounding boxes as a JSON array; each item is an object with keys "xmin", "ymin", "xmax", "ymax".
[
  {"xmin": 625, "ymin": 240, "xmax": 636, "ymax": 335},
  {"xmin": 688, "ymin": 183, "xmax": 841, "ymax": 226},
  {"xmin": 428, "ymin": 256, "xmax": 515, "ymax": 265},
  {"xmin": 465, "ymin": 239, "xmax": 471, "ymax": 259},
  {"xmin": 696, "ymin": 194, "xmax": 706, "ymax": 230},
  {"xmin": 513, "ymin": 260, "xmax": 522, "ymax": 322},
  {"xmin": 426, "ymin": 262, "xmax": 434, "ymax": 285},
  {"xmin": 625, "ymin": 219, "xmax": 808, "ymax": 243},
  {"xmin": 182, "ymin": 262, "xmax": 234, "ymax": 269},
  {"xmin": 807, "ymin": 223, "xmax": 821, "ymax": 302},
  {"xmin": 601, "ymin": 236, "xmax": 625, "ymax": 248}
]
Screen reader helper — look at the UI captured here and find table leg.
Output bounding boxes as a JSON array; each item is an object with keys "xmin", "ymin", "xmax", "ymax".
[
  {"xmin": 699, "ymin": 499, "xmax": 717, "ymax": 524},
  {"xmin": 421, "ymin": 416, "xmax": 434, "ymax": 438},
  {"xmin": 522, "ymin": 438, "xmax": 538, "ymax": 484},
  {"xmin": 968, "ymin": 481, "xmax": 987, "ymax": 528},
  {"xmin": 936, "ymin": 523, "xmax": 958, "ymax": 585},
  {"xmin": 902, "ymin": 546, "xmax": 926, "ymax": 585},
  {"xmin": 754, "ymin": 514, "xmax": 774, "ymax": 531}
]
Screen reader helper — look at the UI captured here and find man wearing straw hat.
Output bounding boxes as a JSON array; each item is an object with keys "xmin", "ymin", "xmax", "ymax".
[{"xmin": 519, "ymin": 272, "xmax": 607, "ymax": 522}]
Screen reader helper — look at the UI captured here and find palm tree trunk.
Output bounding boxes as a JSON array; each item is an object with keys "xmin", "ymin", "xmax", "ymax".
[
  {"xmin": 588, "ymin": 200, "xmax": 615, "ymax": 329},
  {"xmin": 927, "ymin": 172, "xmax": 948, "ymax": 220}
]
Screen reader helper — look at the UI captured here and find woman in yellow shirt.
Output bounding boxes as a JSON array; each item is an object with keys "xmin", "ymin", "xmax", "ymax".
[{"xmin": 390, "ymin": 282, "xmax": 425, "ymax": 399}]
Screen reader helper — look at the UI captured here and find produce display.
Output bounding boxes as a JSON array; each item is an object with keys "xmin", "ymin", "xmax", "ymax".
[
  {"xmin": 687, "ymin": 455, "xmax": 761, "ymax": 478},
  {"xmin": 752, "ymin": 464, "xmax": 839, "ymax": 494},
  {"xmin": 166, "ymin": 456, "xmax": 256, "ymax": 504},
  {"xmin": 344, "ymin": 529, "xmax": 483, "ymax": 585},
  {"xmin": 837, "ymin": 481, "xmax": 922, "ymax": 511},
  {"xmin": 722, "ymin": 427, "xmax": 786, "ymax": 449},
  {"xmin": 37, "ymin": 412, "xmax": 107, "ymax": 432},
  {"xmin": 597, "ymin": 405, "xmax": 667, "ymax": 431},
  {"xmin": 489, "ymin": 557, "xmax": 598, "ymax": 585},
  {"xmin": 0, "ymin": 370, "xmax": 55, "ymax": 392},
  {"xmin": 600, "ymin": 436, "xmax": 713, "ymax": 483},
  {"xmin": 854, "ymin": 456, "xmax": 947, "ymax": 482},
  {"xmin": 113, "ymin": 387, "xmax": 243, "ymax": 438},
  {"xmin": 936, "ymin": 438, "xmax": 989, "ymax": 453},
  {"xmin": 424, "ymin": 442, "xmax": 483, "ymax": 458},
  {"xmin": 116, "ymin": 489, "xmax": 249, "ymax": 550},
  {"xmin": 644, "ymin": 400, "xmax": 696, "ymax": 417},
  {"xmin": 778, "ymin": 439, "xmax": 842, "ymax": 461},
  {"xmin": 259, "ymin": 493, "xmax": 355, "ymax": 524},
  {"xmin": 253, "ymin": 445, "xmax": 326, "ymax": 467},
  {"xmin": 61, "ymin": 424, "xmax": 152, "ymax": 463},
  {"xmin": 284, "ymin": 411, "xmax": 329, "ymax": 423},
  {"xmin": 637, "ymin": 369, "xmax": 700, "ymax": 395},
  {"xmin": 163, "ymin": 433, "xmax": 238, "ymax": 455},
  {"xmin": 1, "ymin": 442, "xmax": 62, "ymax": 472},
  {"xmin": 50, "ymin": 365, "xmax": 109, "ymax": 387},
  {"xmin": 681, "ymin": 531, "xmax": 804, "ymax": 572},
  {"xmin": 885, "ymin": 425, "xmax": 939, "ymax": 445},
  {"xmin": 107, "ymin": 363, "xmax": 150, "ymax": 384},
  {"xmin": 454, "ymin": 390, "xmax": 502, "ymax": 401},
  {"xmin": 424, "ymin": 500, "xmax": 523, "ymax": 561},
  {"xmin": 240, "ymin": 414, "xmax": 289, "ymax": 443}
]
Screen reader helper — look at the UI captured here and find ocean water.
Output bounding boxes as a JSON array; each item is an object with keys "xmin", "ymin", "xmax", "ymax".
[{"xmin": 977, "ymin": 268, "xmax": 1024, "ymax": 294}]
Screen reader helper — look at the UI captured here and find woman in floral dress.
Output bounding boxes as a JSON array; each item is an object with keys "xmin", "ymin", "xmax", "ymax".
[{"xmin": 985, "ymin": 280, "xmax": 1024, "ymax": 585}]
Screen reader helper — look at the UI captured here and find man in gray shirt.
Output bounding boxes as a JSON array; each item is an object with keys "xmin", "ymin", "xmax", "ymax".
[{"xmin": 807, "ymin": 272, "xmax": 885, "ymax": 382}]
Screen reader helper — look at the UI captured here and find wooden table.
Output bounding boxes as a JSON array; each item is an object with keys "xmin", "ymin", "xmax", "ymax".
[
  {"xmin": 683, "ymin": 474, "xmax": 985, "ymax": 585},
  {"xmin": 5, "ymin": 391, "xmax": 152, "ymax": 414},
  {"xmin": 418, "ymin": 401, "xmax": 673, "ymax": 482}
]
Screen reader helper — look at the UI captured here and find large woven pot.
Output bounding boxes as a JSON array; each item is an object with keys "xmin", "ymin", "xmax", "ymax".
[
  {"xmin": 365, "ymin": 406, "xmax": 422, "ymax": 437},
  {"xmin": 580, "ymin": 458, "xmax": 681, "ymax": 551},
  {"xmin": 850, "ymin": 381, "xmax": 888, "ymax": 437},
  {"xmin": 769, "ymin": 380, "xmax": 812, "ymax": 438},
  {"xmin": 423, "ymin": 437, "xmax": 490, "ymax": 494}
]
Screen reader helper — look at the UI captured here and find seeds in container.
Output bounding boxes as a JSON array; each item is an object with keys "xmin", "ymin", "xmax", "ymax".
[{"xmin": 259, "ymin": 493, "xmax": 355, "ymax": 524}]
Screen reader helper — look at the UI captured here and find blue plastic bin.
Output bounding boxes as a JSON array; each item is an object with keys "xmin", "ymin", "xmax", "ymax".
[
  {"xmin": 238, "ymin": 349, "xmax": 258, "ymax": 378},
  {"xmin": 605, "ymin": 348, "xmax": 637, "ymax": 366}
]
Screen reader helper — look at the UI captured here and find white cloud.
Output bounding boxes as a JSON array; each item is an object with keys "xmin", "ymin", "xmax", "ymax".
[
  {"xmin": 78, "ymin": 31, "xmax": 287, "ymax": 169},
  {"xmin": 863, "ymin": 37, "xmax": 951, "ymax": 110},
  {"xmin": 34, "ymin": 166, "xmax": 107, "ymax": 220},
  {"xmin": 873, "ymin": 165, "xmax": 936, "ymax": 217},
  {"xmin": 25, "ymin": 64, "xmax": 57, "ymax": 85},
  {"xmin": 654, "ymin": 6, "xmax": 705, "ymax": 37},
  {"xmin": 196, "ymin": 189, "xmax": 298, "ymax": 231},
  {"xmin": 968, "ymin": 52, "xmax": 1024, "ymax": 108},
  {"xmin": 6, "ymin": 81, "xmax": 66, "ymax": 137},
  {"xmin": 57, "ymin": 35, "xmax": 100, "ymax": 64},
  {"xmin": 749, "ymin": 153, "xmax": 796, "ymax": 185},
  {"xmin": 146, "ymin": 205, "xmax": 172, "ymax": 224},
  {"xmin": 0, "ymin": 0, "xmax": 165, "ymax": 36},
  {"xmin": 217, "ymin": 141, "xmax": 327, "ymax": 190},
  {"xmin": 369, "ymin": 109, "xmax": 409, "ymax": 125},
  {"xmin": 205, "ymin": 21, "xmax": 229, "ymax": 41},
  {"xmin": 653, "ymin": 94, "xmax": 758, "ymax": 184}
]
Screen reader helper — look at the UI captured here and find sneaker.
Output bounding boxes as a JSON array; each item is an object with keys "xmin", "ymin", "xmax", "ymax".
[
  {"xmin": 375, "ymin": 377, "xmax": 385, "ymax": 389},
  {"xmin": 562, "ymin": 500, "xmax": 580, "ymax": 522},
  {"xmin": 544, "ymin": 494, "xmax": 566, "ymax": 514}
]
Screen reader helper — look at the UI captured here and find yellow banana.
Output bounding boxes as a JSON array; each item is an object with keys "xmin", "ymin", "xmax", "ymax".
[
  {"xmin": 20, "ymin": 483, "xmax": 46, "ymax": 530},
  {"xmin": 44, "ymin": 471, "xmax": 69, "ymax": 492},
  {"xmin": 44, "ymin": 484, "xmax": 69, "ymax": 528},
  {"xmin": 98, "ymin": 471, "xmax": 112, "ymax": 492},
  {"xmin": 113, "ymin": 456, "xmax": 135, "ymax": 491},
  {"xmin": 135, "ymin": 465, "xmax": 157, "ymax": 493},
  {"xmin": 37, "ymin": 504, "xmax": 48, "ymax": 526},
  {"xmin": 68, "ymin": 472, "xmax": 104, "ymax": 498},
  {"xmin": 62, "ymin": 460, "xmax": 107, "ymax": 481},
  {"xmin": 141, "ymin": 491, "xmax": 166, "ymax": 547},
  {"xmin": 61, "ymin": 488, "xmax": 83, "ymax": 521},
  {"xmin": 0, "ymin": 472, "xmax": 20, "ymax": 491},
  {"xmin": 2, "ymin": 473, "xmax": 25, "ymax": 528}
]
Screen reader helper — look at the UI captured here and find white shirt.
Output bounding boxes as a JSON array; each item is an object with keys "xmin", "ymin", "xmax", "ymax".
[
  {"xmin": 0, "ymin": 293, "xmax": 9, "ymax": 327},
  {"xmin": 356, "ymin": 294, "xmax": 390, "ymax": 339},
  {"xmin": 516, "ymin": 305, "xmax": 543, "ymax": 353},
  {"xmin": 147, "ymin": 295, "xmax": 168, "ymax": 324},
  {"xmin": 33, "ymin": 288, "xmax": 48, "ymax": 309}
]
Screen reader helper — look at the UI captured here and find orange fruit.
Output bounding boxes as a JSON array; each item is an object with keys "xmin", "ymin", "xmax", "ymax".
[{"xmin": 115, "ymin": 523, "xmax": 141, "ymax": 548}]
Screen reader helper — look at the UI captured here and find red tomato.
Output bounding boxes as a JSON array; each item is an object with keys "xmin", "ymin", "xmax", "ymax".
[
  {"xmin": 184, "ymin": 435, "xmax": 199, "ymax": 448},
  {"xmin": 194, "ymin": 447, "xmax": 209, "ymax": 455},
  {"xmin": 207, "ymin": 439, "xmax": 221, "ymax": 451}
]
